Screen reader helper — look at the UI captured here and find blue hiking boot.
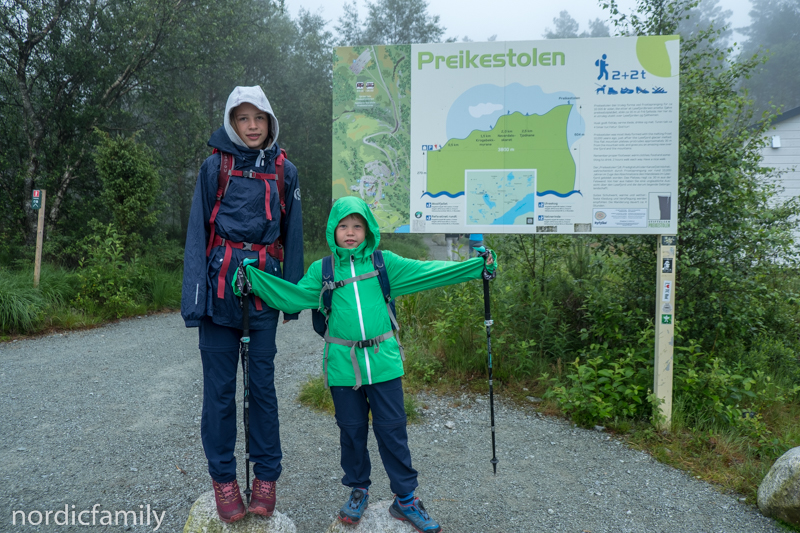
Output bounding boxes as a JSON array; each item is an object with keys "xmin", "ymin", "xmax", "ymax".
[
  {"xmin": 338, "ymin": 487, "xmax": 369, "ymax": 525},
  {"xmin": 389, "ymin": 497, "xmax": 442, "ymax": 532}
]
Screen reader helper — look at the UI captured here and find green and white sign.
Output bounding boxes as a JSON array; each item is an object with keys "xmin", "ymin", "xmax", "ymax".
[
  {"xmin": 31, "ymin": 189, "xmax": 41, "ymax": 210},
  {"xmin": 332, "ymin": 36, "xmax": 679, "ymax": 234}
]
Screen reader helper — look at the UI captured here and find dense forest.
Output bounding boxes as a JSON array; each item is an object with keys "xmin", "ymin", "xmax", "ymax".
[{"xmin": 1, "ymin": 0, "xmax": 797, "ymax": 256}]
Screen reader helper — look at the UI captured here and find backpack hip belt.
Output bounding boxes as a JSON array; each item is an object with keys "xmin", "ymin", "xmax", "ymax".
[{"xmin": 324, "ymin": 329, "xmax": 398, "ymax": 390}]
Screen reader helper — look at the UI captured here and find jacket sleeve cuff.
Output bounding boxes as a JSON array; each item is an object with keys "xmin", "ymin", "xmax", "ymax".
[
  {"xmin": 184, "ymin": 319, "xmax": 201, "ymax": 328},
  {"xmin": 283, "ymin": 312, "xmax": 299, "ymax": 322}
]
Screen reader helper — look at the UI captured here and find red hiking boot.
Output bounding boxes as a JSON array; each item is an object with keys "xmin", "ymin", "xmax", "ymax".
[
  {"xmin": 248, "ymin": 479, "xmax": 276, "ymax": 516},
  {"xmin": 212, "ymin": 479, "xmax": 247, "ymax": 523}
]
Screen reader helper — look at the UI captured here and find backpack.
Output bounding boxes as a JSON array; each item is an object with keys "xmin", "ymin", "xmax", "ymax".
[
  {"xmin": 312, "ymin": 249, "xmax": 403, "ymax": 389},
  {"xmin": 205, "ymin": 149, "xmax": 288, "ymax": 308},
  {"xmin": 311, "ymin": 250, "xmax": 397, "ymax": 337}
]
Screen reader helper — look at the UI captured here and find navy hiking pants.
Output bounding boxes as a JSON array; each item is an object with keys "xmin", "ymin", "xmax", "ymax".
[
  {"xmin": 330, "ymin": 377, "xmax": 418, "ymax": 495},
  {"xmin": 199, "ymin": 317, "xmax": 281, "ymax": 483}
]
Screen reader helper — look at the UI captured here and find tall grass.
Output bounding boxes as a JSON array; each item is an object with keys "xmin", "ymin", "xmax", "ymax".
[
  {"xmin": 0, "ymin": 269, "xmax": 45, "ymax": 333},
  {"xmin": 0, "ymin": 259, "xmax": 182, "ymax": 336},
  {"xmin": 0, "ymin": 265, "xmax": 83, "ymax": 334},
  {"xmin": 144, "ymin": 268, "xmax": 182, "ymax": 310}
]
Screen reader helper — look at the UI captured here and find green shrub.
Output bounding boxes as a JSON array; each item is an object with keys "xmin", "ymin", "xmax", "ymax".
[
  {"xmin": 544, "ymin": 328, "xmax": 654, "ymax": 425},
  {"xmin": 94, "ymin": 130, "xmax": 161, "ymax": 253},
  {"xmin": 0, "ymin": 270, "xmax": 45, "ymax": 333},
  {"xmin": 405, "ymin": 348, "xmax": 443, "ymax": 384},
  {"xmin": 674, "ymin": 340, "xmax": 800, "ymax": 432},
  {"xmin": 72, "ymin": 223, "xmax": 145, "ymax": 318}
]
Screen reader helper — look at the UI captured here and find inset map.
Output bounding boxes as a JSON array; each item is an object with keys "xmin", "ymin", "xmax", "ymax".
[{"xmin": 467, "ymin": 170, "xmax": 537, "ymax": 225}]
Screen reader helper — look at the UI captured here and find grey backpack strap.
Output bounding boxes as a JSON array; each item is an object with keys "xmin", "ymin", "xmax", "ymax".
[
  {"xmin": 323, "ymin": 337, "xmax": 331, "ymax": 388},
  {"xmin": 385, "ymin": 301, "xmax": 404, "ymax": 361},
  {"xmin": 324, "ymin": 332, "xmax": 364, "ymax": 389},
  {"xmin": 318, "ymin": 270, "xmax": 379, "ymax": 312},
  {"xmin": 340, "ymin": 270, "xmax": 379, "ymax": 286}
]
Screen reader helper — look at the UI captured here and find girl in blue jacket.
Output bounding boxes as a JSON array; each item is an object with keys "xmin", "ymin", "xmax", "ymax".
[{"xmin": 181, "ymin": 86, "xmax": 303, "ymax": 523}]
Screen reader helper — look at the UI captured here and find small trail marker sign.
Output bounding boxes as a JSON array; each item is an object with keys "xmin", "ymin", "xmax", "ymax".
[{"xmin": 32, "ymin": 189, "xmax": 42, "ymax": 210}]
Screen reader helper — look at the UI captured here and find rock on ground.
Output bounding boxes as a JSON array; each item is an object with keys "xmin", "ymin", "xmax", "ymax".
[
  {"xmin": 758, "ymin": 446, "xmax": 800, "ymax": 526},
  {"xmin": 184, "ymin": 491, "xmax": 296, "ymax": 533},
  {"xmin": 324, "ymin": 499, "xmax": 414, "ymax": 533}
]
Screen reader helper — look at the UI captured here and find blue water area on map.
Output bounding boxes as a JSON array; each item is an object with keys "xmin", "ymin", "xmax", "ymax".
[
  {"xmin": 395, "ymin": 225, "xmax": 410, "ymax": 233},
  {"xmin": 537, "ymin": 190, "xmax": 583, "ymax": 198},
  {"xmin": 483, "ymin": 194, "xmax": 496, "ymax": 209},
  {"xmin": 507, "ymin": 172, "xmax": 515, "ymax": 182},
  {"xmin": 491, "ymin": 193, "xmax": 536, "ymax": 225},
  {"xmin": 446, "ymin": 83, "xmax": 584, "ymax": 148},
  {"xmin": 421, "ymin": 191, "xmax": 465, "ymax": 198}
]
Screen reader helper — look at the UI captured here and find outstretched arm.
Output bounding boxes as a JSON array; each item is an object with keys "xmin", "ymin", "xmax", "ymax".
[
  {"xmin": 386, "ymin": 250, "xmax": 495, "ymax": 298},
  {"xmin": 235, "ymin": 261, "xmax": 323, "ymax": 314}
]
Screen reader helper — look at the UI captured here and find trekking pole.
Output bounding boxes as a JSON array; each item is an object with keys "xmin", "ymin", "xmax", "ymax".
[
  {"xmin": 235, "ymin": 263, "xmax": 253, "ymax": 506},
  {"xmin": 476, "ymin": 248, "xmax": 498, "ymax": 474},
  {"xmin": 483, "ymin": 277, "xmax": 499, "ymax": 474}
]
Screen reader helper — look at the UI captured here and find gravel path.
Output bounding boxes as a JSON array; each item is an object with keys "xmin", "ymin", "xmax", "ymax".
[{"xmin": 0, "ymin": 312, "xmax": 783, "ymax": 532}]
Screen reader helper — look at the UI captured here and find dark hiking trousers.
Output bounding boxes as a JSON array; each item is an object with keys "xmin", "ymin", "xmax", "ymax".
[
  {"xmin": 330, "ymin": 377, "xmax": 418, "ymax": 495},
  {"xmin": 199, "ymin": 317, "xmax": 281, "ymax": 483}
]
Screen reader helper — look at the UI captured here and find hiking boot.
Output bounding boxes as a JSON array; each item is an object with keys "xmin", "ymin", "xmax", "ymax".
[
  {"xmin": 248, "ymin": 478, "xmax": 276, "ymax": 517},
  {"xmin": 338, "ymin": 487, "xmax": 369, "ymax": 524},
  {"xmin": 212, "ymin": 479, "xmax": 247, "ymax": 523},
  {"xmin": 389, "ymin": 497, "xmax": 441, "ymax": 532}
]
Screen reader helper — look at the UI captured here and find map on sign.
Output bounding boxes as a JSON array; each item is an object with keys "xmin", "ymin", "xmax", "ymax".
[
  {"xmin": 332, "ymin": 45, "xmax": 411, "ymax": 232},
  {"xmin": 334, "ymin": 37, "xmax": 680, "ymax": 234},
  {"xmin": 424, "ymin": 85, "xmax": 582, "ymax": 202},
  {"xmin": 466, "ymin": 169, "xmax": 537, "ymax": 225}
]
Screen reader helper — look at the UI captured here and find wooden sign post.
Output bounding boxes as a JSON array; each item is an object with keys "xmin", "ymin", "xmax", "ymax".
[
  {"xmin": 653, "ymin": 235, "xmax": 677, "ymax": 428},
  {"xmin": 32, "ymin": 189, "xmax": 46, "ymax": 288}
]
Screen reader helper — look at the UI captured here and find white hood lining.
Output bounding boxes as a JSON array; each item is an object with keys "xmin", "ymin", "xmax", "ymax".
[{"xmin": 223, "ymin": 85, "xmax": 280, "ymax": 152}]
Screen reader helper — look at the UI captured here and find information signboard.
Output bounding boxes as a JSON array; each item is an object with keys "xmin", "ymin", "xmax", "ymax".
[
  {"xmin": 332, "ymin": 36, "xmax": 679, "ymax": 234},
  {"xmin": 32, "ymin": 189, "xmax": 41, "ymax": 210}
]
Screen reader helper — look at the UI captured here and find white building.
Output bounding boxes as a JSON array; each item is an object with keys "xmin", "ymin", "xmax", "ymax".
[{"xmin": 761, "ymin": 106, "xmax": 800, "ymax": 239}]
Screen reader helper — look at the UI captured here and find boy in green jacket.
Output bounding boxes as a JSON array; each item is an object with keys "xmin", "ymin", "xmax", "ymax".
[{"xmin": 235, "ymin": 196, "xmax": 495, "ymax": 532}]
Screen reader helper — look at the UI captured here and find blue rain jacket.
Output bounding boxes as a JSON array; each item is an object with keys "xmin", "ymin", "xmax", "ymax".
[{"xmin": 181, "ymin": 127, "xmax": 303, "ymax": 329}]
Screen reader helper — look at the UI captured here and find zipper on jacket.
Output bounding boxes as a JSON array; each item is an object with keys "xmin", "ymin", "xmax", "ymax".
[{"xmin": 350, "ymin": 254, "xmax": 373, "ymax": 385}]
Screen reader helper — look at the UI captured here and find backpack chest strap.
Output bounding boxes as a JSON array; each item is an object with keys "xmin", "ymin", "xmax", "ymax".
[
  {"xmin": 228, "ymin": 169, "xmax": 277, "ymax": 221},
  {"xmin": 317, "ymin": 269, "xmax": 379, "ymax": 313}
]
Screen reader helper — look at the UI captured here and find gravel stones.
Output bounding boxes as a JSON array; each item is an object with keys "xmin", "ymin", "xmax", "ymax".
[{"xmin": 0, "ymin": 312, "xmax": 787, "ymax": 532}]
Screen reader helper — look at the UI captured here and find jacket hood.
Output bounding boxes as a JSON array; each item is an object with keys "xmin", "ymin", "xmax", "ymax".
[
  {"xmin": 327, "ymin": 196, "xmax": 380, "ymax": 259},
  {"xmin": 223, "ymin": 86, "xmax": 280, "ymax": 150}
]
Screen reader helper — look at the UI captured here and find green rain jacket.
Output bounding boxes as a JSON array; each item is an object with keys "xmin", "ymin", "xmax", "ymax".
[{"xmin": 242, "ymin": 196, "xmax": 492, "ymax": 388}]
